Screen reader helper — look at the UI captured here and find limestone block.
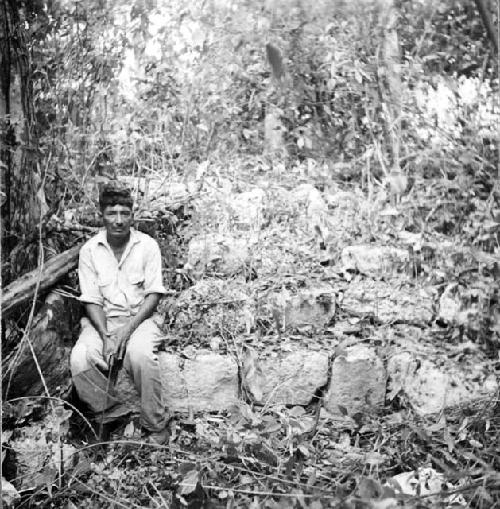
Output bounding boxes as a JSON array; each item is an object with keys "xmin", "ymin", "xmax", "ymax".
[
  {"xmin": 263, "ymin": 285, "xmax": 336, "ymax": 332},
  {"xmin": 342, "ymin": 280, "xmax": 433, "ymax": 324},
  {"xmin": 186, "ymin": 233, "xmax": 256, "ymax": 278},
  {"xmin": 161, "ymin": 352, "xmax": 239, "ymax": 412},
  {"xmin": 192, "ymin": 187, "xmax": 266, "ymax": 231},
  {"xmin": 116, "ymin": 177, "xmax": 193, "ymax": 204},
  {"xmin": 230, "ymin": 189, "xmax": 266, "ymax": 230},
  {"xmin": 325, "ymin": 190, "xmax": 369, "ymax": 245},
  {"xmin": 243, "ymin": 350, "xmax": 329, "ymax": 406},
  {"xmin": 324, "ymin": 345, "xmax": 386, "ymax": 416},
  {"xmin": 341, "ymin": 245, "xmax": 409, "ymax": 277},
  {"xmin": 387, "ymin": 352, "xmax": 498, "ymax": 415},
  {"xmin": 291, "ymin": 183, "xmax": 320, "ymax": 204}
]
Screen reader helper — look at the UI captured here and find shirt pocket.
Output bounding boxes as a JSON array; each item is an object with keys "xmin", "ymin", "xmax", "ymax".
[
  {"xmin": 126, "ymin": 270, "xmax": 146, "ymax": 307},
  {"xmin": 127, "ymin": 270, "xmax": 145, "ymax": 287}
]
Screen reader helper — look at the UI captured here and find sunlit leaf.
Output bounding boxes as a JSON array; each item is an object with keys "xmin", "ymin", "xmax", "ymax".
[{"xmin": 178, "ymin": 469, "xmax": 200, "ymax": 496}]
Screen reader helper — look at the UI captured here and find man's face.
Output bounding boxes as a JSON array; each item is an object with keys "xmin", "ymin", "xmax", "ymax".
[{"xmin": 102, "ymin": 204, "xmax": 133, "ymax": 242}]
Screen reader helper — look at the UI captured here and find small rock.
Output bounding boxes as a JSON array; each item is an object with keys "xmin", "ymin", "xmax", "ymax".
[
  {"xmin": 342, "ymin": 280, "xmax": 433, "ymax": 324},
  {"xmin": 161, "ymin": 352, "xmax": 239, "ymax": 412},
  {"xmin": 387, "ymin": 351, "xmax": 498, "ymax": 415},
  {"xmin": 438, "ymin": 284, "xmax": 477, "ymax": 326},
  {"xmin": 243, "ymin": 350, "xmax": 329, "ymax": 406},
  {"xmin": 292, "ymin": 184, "xmax": 329, "ymax": 237},
  {"xmin": 390, "ymin": 467, "xmax": 467, "ymax": 506},
  {"xmin": 438, "ymin": 285, "xmax": 463, "ymax": 324},
  {"xmin": 324, "ymin": 345, "xmax": 386, "ymax": 417},
  {"xmin": 341, "ymin": 245, "xmax": 409, "ymax": 277},
  {"xmin": 391, "ymin": 467, "xmax": 443, "ymax": 496},
  {"xmin": 2, "ymin": 477, "xmax": 20, "ymax": 507},
  {"xmin": 397, "ymin": 231, "xmax": 423, "ymax": 247}
]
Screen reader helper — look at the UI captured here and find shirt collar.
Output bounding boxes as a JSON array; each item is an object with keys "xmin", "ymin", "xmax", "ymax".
[{"xmin": 96, "ymin": 227, "xmax": 140, "ymax": 248}]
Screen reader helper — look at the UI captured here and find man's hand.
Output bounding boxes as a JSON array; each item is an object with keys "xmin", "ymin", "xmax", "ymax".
[
  {"xmin": 102, "ymin": 332, "xmax": 115, "ymax": 368},
  {"xmin": 110, "ymin": 323, "xmax": 133, "ymax": 361},
  {"xmin": 87, "ymin": 340, "xmax": 109, "ymax": 372}
]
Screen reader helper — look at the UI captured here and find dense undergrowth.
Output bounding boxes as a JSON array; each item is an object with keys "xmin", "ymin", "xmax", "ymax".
[
  {"xmin": 3, "ymin": 152, "xmax": 500, "ymax": 508},
  {"xmin": 4, "ymin": 369, "xmax": 500, "ymax": 508}
]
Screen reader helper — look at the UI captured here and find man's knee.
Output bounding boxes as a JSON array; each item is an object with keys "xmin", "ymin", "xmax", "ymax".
[
  {"xmin": 126, "ymin": 329, "xmax": 160, "ymax": 368},
  {"xmin": 134, "ymin": 316, "xmax": 162, "ymax": 337},
  {"xmin": 125, "ymin": 317, "xmax": 162, "ymax": 368},
  {"xmin": 70, "ymin": 343, "xmax": 88, "ymax": 376},
  {"xmin": 127, "ymin": 341, "xmax": 158, "ymax": 366}
]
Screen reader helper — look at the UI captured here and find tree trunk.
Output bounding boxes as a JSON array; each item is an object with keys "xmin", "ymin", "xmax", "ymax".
[
  {"xmin": 378, "ymin": 0, "xmax": 402, "ymax": 171},
  {"xmin": 1, "ymin": 245, "xmax": 81, "ymax": 318},
  {"xmin": 3, "ymin": 291, "xmax": 81, "ymax": 399},
  {"xmin": 1, "ymin": 0, "xmax": 47, "ymax": 279},
  {"xmin": 474, "ymin": 0, "xmax": 499, "ymax": 54},
  {"xmin": 0, "ymin": 0, "xmax": 14, "ymax": 267}
]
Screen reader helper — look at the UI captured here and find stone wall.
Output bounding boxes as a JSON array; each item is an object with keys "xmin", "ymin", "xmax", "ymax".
[{"xmin": 117, "ymin": 181, "xmax": 499, "ymax": 422}]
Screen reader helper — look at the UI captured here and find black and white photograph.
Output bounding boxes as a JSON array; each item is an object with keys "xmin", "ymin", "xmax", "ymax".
[{"xmin": 1, "ymin": 0, "xmax": 499, "ymax": 507}]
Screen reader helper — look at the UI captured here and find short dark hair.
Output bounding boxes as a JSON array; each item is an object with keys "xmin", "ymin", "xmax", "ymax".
[{"xmin": 99, "ymin": 182, "xmax": 133, "ymax": 210}]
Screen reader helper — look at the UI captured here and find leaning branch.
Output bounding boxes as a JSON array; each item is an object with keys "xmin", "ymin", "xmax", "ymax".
[
  {"xmin": 474, "ymin": 0, "xmax": 499, "ymax": 54},
  {"xmin": 1, "ymin": 245, "xmax": 81, "ymax": 317}
]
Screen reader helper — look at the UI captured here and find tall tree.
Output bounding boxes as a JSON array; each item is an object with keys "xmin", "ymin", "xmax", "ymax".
[{"xmin": 1, "ymin": 0, "xmax": 47, "ymax": 278}]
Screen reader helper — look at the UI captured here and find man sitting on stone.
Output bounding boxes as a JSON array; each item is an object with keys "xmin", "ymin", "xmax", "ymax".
[{"xmin": 70, "ymin": 183, "xmax": 169, "ymax": 444}]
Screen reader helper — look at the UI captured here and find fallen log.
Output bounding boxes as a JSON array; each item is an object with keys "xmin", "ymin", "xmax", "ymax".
[
  {"xmin": 3, "ymin": 291, "xmax": 81, "ymax": 399},
  {"xmin": 1, "ymin": 245, "xmax": 81, "ymax": 318}
]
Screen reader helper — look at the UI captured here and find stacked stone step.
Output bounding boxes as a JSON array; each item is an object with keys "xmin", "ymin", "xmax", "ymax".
[
  {"xmin": 158, "ymin": 345, "xmax": 386, "ymax": 421},
  {"xmin": 151, "ymin": 185, "xmax": 498, "ymax": 421}
]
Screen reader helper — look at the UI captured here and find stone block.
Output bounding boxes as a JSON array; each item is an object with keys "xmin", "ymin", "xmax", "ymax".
[
  {"xmin": 191, "ymin": 182, "xmax": 266, "ymax": 231},
  {"xmin": 186, "ymin": 233, "xmax": 257, "ymax": 278},
  {"xmin": 324, "ymin": 190, "xmax": 371, "ymax": 246},
  {"xmin": 161, "ymin": 352, "xmax": 239, "ymax": 412},
  {"xmin": 264, "ymin": 285, "xmax": 336, "ymax": 333},
  {"xmin": 243, "ymin": 350, "xmax": 329, "ymax": 406},
  {"xmin": 230, "ymin": 189, "xmax": 266, "ymax": 230},
  {"xmin": 324, "ymin": 345, "xmax": 386, "ymax": 416},
  {"xmin": 341, "ymin": 245, "xmax": 409, "ymax": 277},
  {"xmin": 387, "ymin": 351, "xmax": 498, "ymax": 415},
  {"xmin": 342, "ymin": 280, "xmax": 433, "ymax": 324}
]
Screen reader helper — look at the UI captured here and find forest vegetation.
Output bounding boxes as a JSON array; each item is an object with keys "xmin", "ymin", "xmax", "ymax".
[{"xmin": 1, "ymin": 0, "xmax": 499, "ymax": 507}]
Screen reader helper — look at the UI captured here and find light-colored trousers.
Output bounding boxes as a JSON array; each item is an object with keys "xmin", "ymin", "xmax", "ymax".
[{"xmin": 70, "ymin": 314, "xmax": 167, "ymax": 432}]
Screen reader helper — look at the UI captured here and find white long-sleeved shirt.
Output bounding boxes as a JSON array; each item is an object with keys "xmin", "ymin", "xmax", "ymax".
[{"xmin": 78, "ymin": 228, "xmax": 167, "ymax": 318}]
